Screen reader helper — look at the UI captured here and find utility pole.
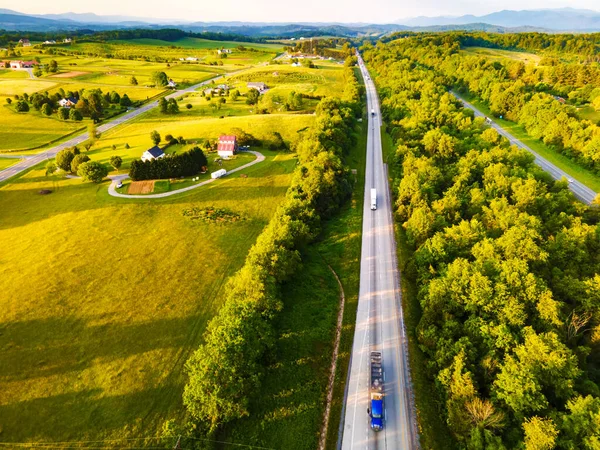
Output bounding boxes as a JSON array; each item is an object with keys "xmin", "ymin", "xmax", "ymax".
[{"xmin": 173, "ymin": 435, "xmax": 181, "ymax": 449}]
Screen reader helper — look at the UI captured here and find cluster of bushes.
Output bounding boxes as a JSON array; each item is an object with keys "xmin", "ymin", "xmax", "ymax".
[
  {"xmin": 365, "ymin": 41, "xmax": 600, "ymax": 450},
  {"xmin": 158, "ymin": 97, "xmax": 179, "ymax": 114},
  {"xmin": 380, "ymin": 34, "xmax": 600, "ymax": 173},
  {"xmin": 53, "ymin": 146, "xmax": 108, "ymax": 182},
  {"xmin": 129, "ymin": 147, "xmax": 208, "ymax": 181},
  {"xmin": 182, "ymin": 71, "xmax": 361, "ymax": 434}
]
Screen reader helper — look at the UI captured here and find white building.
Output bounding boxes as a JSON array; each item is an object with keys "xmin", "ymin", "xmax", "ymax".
[{"xmin": 141, "ymin": 146, "xmax": 165, "ymax": 162}]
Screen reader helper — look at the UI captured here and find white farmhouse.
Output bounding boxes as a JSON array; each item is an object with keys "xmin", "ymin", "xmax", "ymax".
[{"xmin": 141, "ymin": 146, "xmax": 165, "ymax": 162}]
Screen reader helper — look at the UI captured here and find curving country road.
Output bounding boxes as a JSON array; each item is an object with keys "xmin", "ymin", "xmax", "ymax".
[
  {"xmin": 340, "ymin": 54, "xmax": 419, "ymax": 450},
  {"xmin": 453, "ymin": 92, "xmax": 598, "ymax": 205},
  {"xmin": 0, "ymin": 75, "xmax": 226, "ymax": 184}
]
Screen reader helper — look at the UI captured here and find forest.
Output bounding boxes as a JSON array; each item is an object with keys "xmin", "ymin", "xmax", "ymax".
[
  {"xmin": 363, "ymin": 38, "xmax": 600, "ymax": 449},
  {"xmin": 376, "ymin": 33, "xmax": 600, "ymax": 176}
]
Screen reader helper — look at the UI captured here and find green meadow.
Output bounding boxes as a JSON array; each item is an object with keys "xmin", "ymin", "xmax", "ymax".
[
  {"xmin": 0, "ymin": 40, "xmax": 356, "ymax": 447},
  {"xmin": 461, "ymin": 46, "xmax": 541, "ymax": 64},
  {"xmin": 0, "ymin": 158, "xmax": 18, "ymax": 170},
  {"xmin": 0, "ymin": 149, "xmax": 297, "ymax": 444}
]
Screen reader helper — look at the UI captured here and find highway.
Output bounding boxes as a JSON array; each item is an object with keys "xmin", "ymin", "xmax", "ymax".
[
  {"xmin": 340, "ymin": 55, "xmax": 419, "ymax": 449},
  {"xmin": 453, "ymin": 92, "xmax": 598, "ymax": 205},
  {"xmin": 0, "ymin": 76, "xmax": 224, "ymax": 184}
]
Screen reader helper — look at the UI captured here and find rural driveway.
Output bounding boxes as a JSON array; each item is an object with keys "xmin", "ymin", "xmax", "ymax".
[
  {"xmin": 0, "ymin": 74, "xmax": 228, "ymax": 184},
  {"xmin": 107, "ymin": 151, "xmax": 264, "ymax": 199},
  {"xmin": 453, "ymin": 92, "xmax": 598, "ymax": 205}
]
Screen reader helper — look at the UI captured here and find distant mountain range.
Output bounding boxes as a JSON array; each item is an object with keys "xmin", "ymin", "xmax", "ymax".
[
  {"xmin": 0, "ymin": 7, "xmax": 599, "ymax": 35},
  {"xmin": 400, "ymin": 8, "xmax": 600, "ymax": 31}
]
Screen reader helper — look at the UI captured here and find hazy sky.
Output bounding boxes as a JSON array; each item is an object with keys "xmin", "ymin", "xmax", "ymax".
[{"xmin": 3, "ymin": 0, "xmax": 600, "ymax": 23}]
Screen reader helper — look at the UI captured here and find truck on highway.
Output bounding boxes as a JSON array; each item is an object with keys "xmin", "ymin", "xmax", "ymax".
[
  {"xmin": 370, "ymin": 188, "xmax": 377, "ymax": 210},
  {"xmin": 371, "ymin": 108, "xmax": 375, "ymax": 116},
  {"xmin": 369, "ymin": 351, "xmax": 384, "ymax": 431}
]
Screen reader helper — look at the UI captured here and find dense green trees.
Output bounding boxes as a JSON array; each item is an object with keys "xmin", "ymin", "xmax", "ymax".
[
  {"xmin": 55, "ymin": 146, "xmax": 80, "ymax": 172},
  {"xmin": 364, "ymin": 41, "xmax": 600, "ymax": 449},
  {"xmin": 183, "ymin": 72, "xmax": 361, "ymax": 434},
  {"xmin": 77, "ymin": 161, "xmax": 108, "ymax": 183},
  {"xmin": 70, "ymin": 154, "xmax": 90, "ymax": 173},
  {"xmin": 245, "ymin": 88, "xmax": 260, "ymax": 105},
  {"xmin": 376, "ymin": 33, "xmax": 600, "ymax": 174},
  {"xmin": 151, "ymin": 71, "xmax": 169, "ymax": 87},
  {"xmin": 109, "ymin": 155, "xmax": 123, "ymax": 172}
]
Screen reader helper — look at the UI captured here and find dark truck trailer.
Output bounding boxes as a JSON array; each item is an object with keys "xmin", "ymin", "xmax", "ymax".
[{"xmin": 369, "ymin": 351, "xmax": 384, "ymax": 431}]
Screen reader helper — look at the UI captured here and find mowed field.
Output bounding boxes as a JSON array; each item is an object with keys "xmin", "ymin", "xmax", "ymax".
[
  {"xmin": 0, "ymin": 37, "xmax": 263, "ymax": 152},
  {"xmin": 0, "ymin": 149, "xmax": 297, "ymax": 444},
  {"xmin": 0, "ymin": 158, "xmax": 18, "ymax": 170},
  {"xmin": 229, "ymin": 61, "xmax": 347, "ymax": 98},
  {"xmin": 65, "ymin": 37, "xmax": 282, "ymax": 67},
  {"xmin": 0, "ymin": 105, "xmax": 85, "ymax": 152},
  {"xmin": 461, "ymin": 46, "xmax": 542, "ymax": 64},
  {"xmin": 85, "ymin": 96, "xmax": 316, "ymax": 175}
]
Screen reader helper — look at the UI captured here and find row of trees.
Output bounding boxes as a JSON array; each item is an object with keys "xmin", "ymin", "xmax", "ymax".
[
  {"xmin": 129, "ymin": 147, "xmax": 208, "ymax": 181},
  {"xmin": 8, "ymin": 87, "xmax": 133, "ymax": 121},
  {"xmin": 52, "ymin": 146, "xmax": 109, "ymax": 183},
  {"xmin": 182, "ymin": 69, "xmax": 361, "ymax": 436},
  {"xmin": 374, "ymin": 34, "xmax": 600, "ymax": 174},
  {"xmin": 364, "ymin": 40, "xmax": 600, "ymax": 450}
]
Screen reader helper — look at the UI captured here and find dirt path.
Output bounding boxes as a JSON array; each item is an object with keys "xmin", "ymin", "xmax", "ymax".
[{"xmin": 318, "ymin": 263, "xmax": 346, "ymax": 450}]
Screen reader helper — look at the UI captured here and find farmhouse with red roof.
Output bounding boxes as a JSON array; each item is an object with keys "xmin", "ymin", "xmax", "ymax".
[{"xmin": 217, "ymin": 135, "xmax": 238, "ymax": 158}]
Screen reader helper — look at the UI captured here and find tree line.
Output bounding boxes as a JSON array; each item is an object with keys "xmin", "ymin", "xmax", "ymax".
[
  {"xmin": 372, "ymin": 34, "xmax": 600, "ymax": 175},
  {"xmin": 363, "ymin": 40, "xmax": 600, "ymax": 450},
  {"xmin": 181, "ymin": 68, "xmax": 362, "ymax": 438},
  {"xmin": 0, "ymin": 28, "xmax": 269, "ymax": 47}
]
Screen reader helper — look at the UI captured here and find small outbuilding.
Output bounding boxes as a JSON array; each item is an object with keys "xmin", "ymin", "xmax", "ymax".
[
  {"xmin": 141, "ymin": 146, "xmax": 165, "ymax": 162},
  {"xmin": 217, "ymin": 135, "xmax": 238, "ymax": 158},
  {"xmin": 247, "ymin": 82, "xmax": 267, "ymax": 92}
]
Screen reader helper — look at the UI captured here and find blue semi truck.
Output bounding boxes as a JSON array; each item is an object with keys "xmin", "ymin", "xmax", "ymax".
[{"xmin": 369, "ymin": 351, "xmax": 384, "ymax": 431}]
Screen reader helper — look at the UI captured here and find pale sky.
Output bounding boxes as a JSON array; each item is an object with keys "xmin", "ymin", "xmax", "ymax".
[{"xmin": 2, "ymin": 0, "xmax": 599, "ymax": 23}]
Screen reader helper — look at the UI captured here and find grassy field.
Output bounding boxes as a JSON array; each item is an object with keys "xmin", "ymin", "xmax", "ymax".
[
  {"xmin": 0, "ymin": 43, "xmax": 228, "ymax": 152},
  {"xmin": 461, "ymin": 46, "xmax": 541, "ymax": 64},
  {"xmin": 0, "ymin": 158, "xmax": 18, "ymax": 170},
  {"xmin": 0, "ymin": 78, "xmax": 60, "ymax": 97},
  {"xmin": 228, "ymin": 62, "xmax": 347, "ymax": 98},
  {"xmin": 578, "ymin": 104, "xmax": 600, "ymax": 124},
  {"xmin": 0, "ymin": 148, "xmax": 297, "ymax": 445},
  {"xmin": 54, "ymin": 37, "xmax": 281, "ymax": 69},
  {"xmin": 86, "ymin": 109, "xmax": 314, "ymax": 175},
  {"xmin": 0, "ymin": 105, "xmax": 85, "ymax": 152},
  {"xmin": 460, "ymin": 91, "xmax": 600, "ymax": 193}
]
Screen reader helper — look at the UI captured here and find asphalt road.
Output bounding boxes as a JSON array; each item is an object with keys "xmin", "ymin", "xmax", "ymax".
[
  {"xmin": 340, "ymin": 55, "xmax": 419, "ymax": 450},
  {"xmin": 0, "ymin": 76, "xmax": 224, "ymax": 184},
  {"xmin": 453, "ymin": 92, "xmax": 598, "ymax": 205}
]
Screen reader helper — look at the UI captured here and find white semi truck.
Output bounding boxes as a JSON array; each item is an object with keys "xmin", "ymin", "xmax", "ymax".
[{"xmin": 371, "ymin": 188, "xmax": 377, "ymax": 210}]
